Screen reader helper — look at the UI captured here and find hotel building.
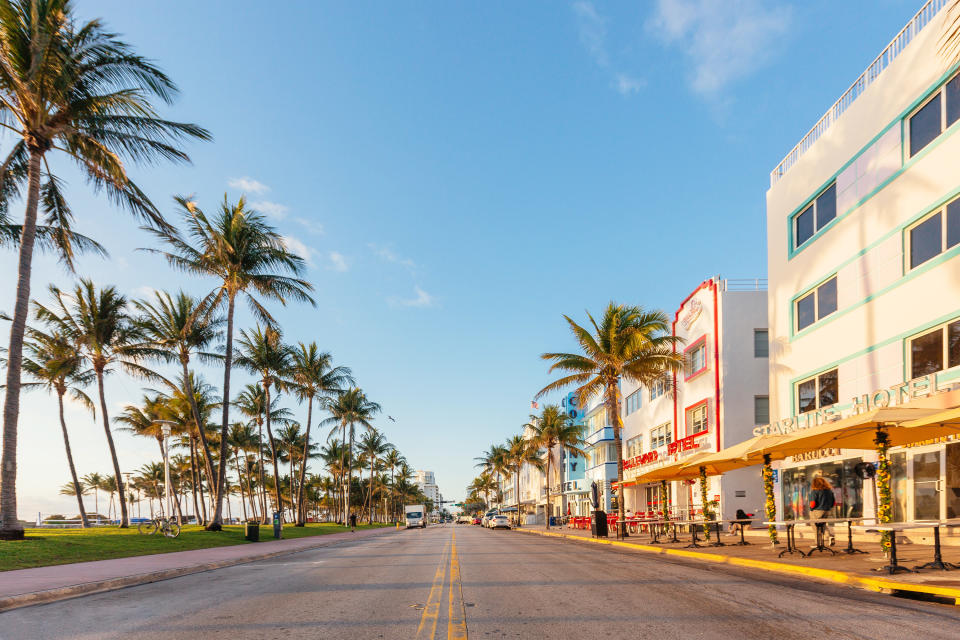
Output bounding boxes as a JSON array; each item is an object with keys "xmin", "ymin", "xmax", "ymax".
[
  {"xmin": 766, "ymin": 0, "xmax": 960, "ymax": 523},
  {"xmin": 618, "ymin": 277, "xmax": 768, "ymax": 521}
]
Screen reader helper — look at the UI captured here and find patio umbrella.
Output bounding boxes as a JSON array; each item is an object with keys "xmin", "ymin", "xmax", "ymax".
[
  {"xmin": 679, "ymin": 433, "xmax": 791, "ymax": 476},
  {"xmin": 633, "ymin": 452, "xmax": 713, "ymax": 483}
]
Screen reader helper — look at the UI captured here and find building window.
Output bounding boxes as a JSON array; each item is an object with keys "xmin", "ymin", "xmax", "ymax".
[
  {"xmin": 795, "ymin": 276, "xmax": 838, "ymax": 332},
  {"xmin": 625, "ymin": 436, "xmax": 642, "ymax": 458},
  {"xmin": 909, "ymin": 74, "xmax": 960, "ymax": 157},
  {"xmin": 907, "ymin": 200, "xmax": 960, "ymax": 270},
  {"xmin": 754, "ymin": 329, "xmax": 769, "ymax": 357},
  {"xmin": 754, "ymin": 395, "xmax": 770, "ymax": 425},
  {"xmin": 909, "ymin": 319, "xmax": 960, "ymax": 379},
  {"xmin": 623, "ymin": 389, "xmax": 642, "ymax": 416},
  {"xmin": 796, "ymin": 368, "xmax": 838, "ymax": 414},
  {"xmin": 794, "ymin": 182, "xmax": 837, "ymax": 248},
  {"xmin": 649, "ymin": 423, "xmax": 672, "ymax": 449},
  {"xmin": 649, "ymin": 378, "xmax": 666, "ymax": 402},
  {"xmin": 684, "ymin": 338, "xmax": 707, "ymax": 379},
  {"xmin": 686, "ymin": 402, "xmax": 708, "ymax": 437}
]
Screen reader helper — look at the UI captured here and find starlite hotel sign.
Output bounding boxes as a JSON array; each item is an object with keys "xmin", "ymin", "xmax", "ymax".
[{"xmin": 752, "ymin": 374, "xmax": 938, "ymax": 437}]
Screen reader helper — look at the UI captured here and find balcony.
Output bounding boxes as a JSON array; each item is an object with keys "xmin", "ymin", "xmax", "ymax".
[
  {"xmin": 770, "ymin": 0, "xmax": 947, "ymax": 186},
  {"xmin": 585, "ymin": 426, "xmax": 614, "ymax": 446}
]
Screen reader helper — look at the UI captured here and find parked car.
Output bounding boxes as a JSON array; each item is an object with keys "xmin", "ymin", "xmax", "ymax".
[
  {"xmin": 472, "ymin": 517, "xmax": 482, "ymax": 525},
  {"xmin": 456, "ymin": 515, "xmax": 472, "ymax": 524},
  {"xmin": 489, "ymin": 515, "xmax": 511, "ymax": 530}
]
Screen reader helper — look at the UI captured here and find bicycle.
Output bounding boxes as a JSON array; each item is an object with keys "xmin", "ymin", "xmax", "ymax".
[{"xmin": 137, "ymin": 516, "xmax": 181, "ymax": 538}]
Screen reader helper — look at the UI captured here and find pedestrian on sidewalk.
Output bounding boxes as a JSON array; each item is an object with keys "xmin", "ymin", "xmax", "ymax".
[
  {"xmin": 809, "ymin": 476, "xmax": 836, "ymax": 545},
  {"xmin": 349, "ymin": 513, "xmax": 357, "ymax": 531}
]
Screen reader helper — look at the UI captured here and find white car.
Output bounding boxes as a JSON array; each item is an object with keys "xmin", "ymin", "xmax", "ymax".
[{"xmin": 489, "ymin": 515, "xmax": 511, "ymax": 529}]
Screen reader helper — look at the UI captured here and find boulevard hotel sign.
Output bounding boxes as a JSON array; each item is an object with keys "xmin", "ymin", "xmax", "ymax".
[{"xmin": 752, "ymin": 374, "xmax": 938, "ymax": 437}]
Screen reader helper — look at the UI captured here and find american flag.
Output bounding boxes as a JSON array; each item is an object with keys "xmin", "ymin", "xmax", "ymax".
[{"xmin": 531, "ymin": 401, "xmax": 539, "ymax": 409}]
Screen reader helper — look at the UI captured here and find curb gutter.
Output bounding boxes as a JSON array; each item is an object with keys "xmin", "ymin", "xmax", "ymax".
[
  {"xmin": 0, "ymin": 527, "xmax": 396, "ymax": 613},
  {"xmin": 513, "ymin": 527, "xmax": 960, "ymax": 606}
]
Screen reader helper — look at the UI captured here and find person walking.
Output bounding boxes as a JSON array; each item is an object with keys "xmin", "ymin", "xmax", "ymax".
[
  {"xmin": 349, "ymin": 512, "xmax": 357, "ymax": 531},
  {"xmin": 809, "ymin": 476, "xmax": 837, "ymax": 545}
]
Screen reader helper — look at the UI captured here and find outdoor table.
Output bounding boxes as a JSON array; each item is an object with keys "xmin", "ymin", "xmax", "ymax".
[
  {"xmin": 673, "ymin": 520, "xmax": 723, "ymax": 548},
  {"xmin": 854, "ymin": 520, "xmax": 960, "ymax": 574},
  {"xmin": 717, "ymin": 518, "xmax": 754, "ymax": 546},
  {"xmin": 764, "ymin": 520, "xmax": 803, "ymax": 557},
  {"xmin": 806, "ymin": 517, "xmax": 869, "ymax": 556}
]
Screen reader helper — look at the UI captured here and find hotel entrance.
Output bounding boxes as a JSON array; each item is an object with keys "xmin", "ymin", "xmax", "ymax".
[{"xmin": 895, "ymin": 442, "xmax": 960, "ymax": 521}]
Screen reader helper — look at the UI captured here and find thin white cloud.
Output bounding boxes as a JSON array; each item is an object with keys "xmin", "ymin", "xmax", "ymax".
[
  {"xmin": 368, "ymin": 243, "xmax": 416, "ymax": 271},
  {"xmin": 328, "ymin": 251, "xmax": 348, "ymax": 272},
  {"xmin": 250, "ymin": 200, "xmax": 289, "ymax": 220},
  {"xmin": 389, "ymin": 286, "xmax": 434, "ymax": 308},
  {"xmin": 228, "ymin": 176, "xmax": 269, "ymax": 194},
  {"xmin": 572, "ymin": 2, "xmax": 644, "ymax": 97},
  {"xmin": 295, "ymin": 217, "xmax": 324, "ymax": 235},
  {"xmin": 281, "ymin": 236, "xmax": 316, "ymax": 267},
  {"xmin": 648, "ymin": 0, "xmax": 792, "ymax": 95},
  {"xmin": 614, "ymin": 73, "xmax": 645, "ymax": 95}
]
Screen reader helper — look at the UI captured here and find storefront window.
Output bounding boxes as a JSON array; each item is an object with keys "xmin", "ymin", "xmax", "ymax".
[
  {"xmin": 780, "ymin": 458, "xmax": 863, "ymax": 520},
  {"xmin": 891, "ymin": 452, "xmax": 907, "ymax": 522},
  {"xmin": 948, "ymin": 444, "xmax": 960, "ymax": 519}
]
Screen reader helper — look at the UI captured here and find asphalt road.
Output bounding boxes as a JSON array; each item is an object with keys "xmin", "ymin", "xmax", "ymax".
[{"xmin": 3, "ymin": 524, "xmax": 960, "ymax": 639}]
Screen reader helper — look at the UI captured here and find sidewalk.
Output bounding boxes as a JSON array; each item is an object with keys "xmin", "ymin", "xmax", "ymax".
[
  {"xmin": 0, "ymin": 526, "xmax": 396, "ymax": 612},
  {"xmin": 513, "ymin": 524, "xmax": 960, "ymax": 605}
]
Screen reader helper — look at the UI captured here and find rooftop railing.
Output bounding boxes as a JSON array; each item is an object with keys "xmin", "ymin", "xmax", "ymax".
[
  {"xmin": 770, "ymin": 0, "xmax": 948, "ymax": 186},
  {"xmin": 721, "ymin": 278, "xmax": 767, "ymax": 291}
]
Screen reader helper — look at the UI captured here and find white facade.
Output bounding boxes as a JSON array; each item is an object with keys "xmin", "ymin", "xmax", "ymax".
[
  {"xmin": 766, "ymin": 0, "xmax": 960, "ymax": 523},
  {"xmin": 619, "ymin": 278, "xmax": 768, "ymax": 521},
  {"xmin": 414, "ymin": 470, "xmax": 441, "ymax": 515}
]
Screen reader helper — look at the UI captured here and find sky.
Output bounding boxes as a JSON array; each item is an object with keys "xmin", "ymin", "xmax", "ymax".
[{"xmin": 0, "ymin": 0, "xmax": 930, "ymax": 518}]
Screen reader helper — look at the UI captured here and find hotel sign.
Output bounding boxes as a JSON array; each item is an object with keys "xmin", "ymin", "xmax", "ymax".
[
  {"xmin": 752, "ymin": 374, "xmax": 937, "ymax": 437},
  {"xmin": 680, "ymin": 298, "xmax": 703, "ymax": 330}
]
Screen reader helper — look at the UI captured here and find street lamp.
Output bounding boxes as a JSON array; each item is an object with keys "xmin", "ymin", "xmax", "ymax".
[{"xmin": 154, "ymin": 420, "xmax": 176, "ymax": 522}]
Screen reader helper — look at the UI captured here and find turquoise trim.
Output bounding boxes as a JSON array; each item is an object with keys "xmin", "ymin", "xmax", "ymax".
[
  {"xmin": 787, "ymin": 309, "xmax": 960, "ymax": 404},
  {"xmin": 789, "ymin": 185, "xmax": 960, "ymax": 341},
  {"xmin": 789, "ymin": 273, "xmax": 838, "ymax": 335},
  {"xmin": 787, "ymin": 64, "xmax": 960, "ymax": 261}
]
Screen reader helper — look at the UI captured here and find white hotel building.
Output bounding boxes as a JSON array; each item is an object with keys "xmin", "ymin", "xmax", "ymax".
[
  {"xmin": 766, "ymin": 0, "xmax": 960, "ymax": 523},
  {"xmin": 618, "ymin": 277, "xmax": 768, "ymax": 522}
]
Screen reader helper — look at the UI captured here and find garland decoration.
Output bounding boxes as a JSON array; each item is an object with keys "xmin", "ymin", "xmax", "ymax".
[
  {"xmin": 763, "ymin": 454, "xmax": 778, "ymax": 545},
  {"xmin": 874, "ymin": 428, "xmax": 892, "ymax": 554},
  {"xmin": 659, "ymin": 480, "xmax": 668, "ymax": 521},
  {"xmin": 698, "ymin": 466, "xmax": 713, "ymax": 540}
]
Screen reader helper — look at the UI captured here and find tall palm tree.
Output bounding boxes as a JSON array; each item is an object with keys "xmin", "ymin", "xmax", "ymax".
[
  {"xmin": 228, "ymin": 422, "xmax": 258, "ymax": 522},
  {"xmin": 475, "ymin": 444, "xmax": 508, "ymax": 506},
  {"xmin": 133, "ymin": 290, "xmax": 223, "ymax": 512},
  {"xmin": 235, "ymin": 383, "xmax": 291, "ymax": 523},
  {"xmin": 18, "ymin": 326, "xmax": 94, "ymax": 527},
  {"xmin": 383, "ymin": 448, "xmax": 405, "ymax": 522},
  {"xmin": 275, "ymin": 422, "xmax": 306, "ymax": 520},
  {"xmin": 81, "ymin": 472, "xmax": 104, "ymax": 520},
  {"xmin": 505, "ymin": 434, "xmax": 543, "ymax": 528},
  {"xmin": 320, "ymin": 439, "xmax": 348, "ymax": 521},
  {"xmin": 137, "ymin": 462, "xmax": 166, "ymax": 517},
  {"xmin": 288, "ymin": 343, "xmax": 352, "ymax": 525},
  {"xmin": 536, "ymin": 302, "xmax": 682, "ymax": 531},
  {"xmin": 145, "ymin": 196, "xmax": 313, "ymax": 530},
  {"xmin": 357, "ymin": 429, "xmax": 391, "ymax": 524},
  {"xmin": 0, "ymin": 0, "xmax": 210, "ymax": 537},
  {"xmin": 235, "ymin": 325, "xmax": 293, "ymax": 522},
  {"xmin": 527, "ymin": 405, "xmax": 585, "ymax": 530},
  {"xmin": 115, "ymin": 393, "xmax": 170, "ymax": 458},
  {"xmin": 36, "ymin": 280, "xmax": 155, "ymax": 527},
  {"xmin": 322, "ymin": 388, "xmax": 381, "ymax": 525}
]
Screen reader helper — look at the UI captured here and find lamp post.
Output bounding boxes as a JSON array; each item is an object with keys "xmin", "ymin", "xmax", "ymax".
[
  {"xmin": 122, "ymin": 472, "xmax": 133, "ymax": 521},
  {"xmin": 161, "ymin": 424, "xmax": 172, "ymax": 519}
]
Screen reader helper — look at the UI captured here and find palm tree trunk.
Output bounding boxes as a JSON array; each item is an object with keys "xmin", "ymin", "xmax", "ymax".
[
  {"xmin": 198, "ymin": 464, "xmax": 208, "ymax": 523},
  {"xmin": 173, "ymin": 486, "xmax": 184, "ymax": 525},
  {"xmin": 515, "ymin": 470, "xmax": 521, "ymax": 528},
  {"xmin": 263, "ymin": 382, "xmax": 283, "ymax": 522},
  {"xmin": 257, "ymin": 421, "xmax": 267, "ymax": 524},
  {"xmin": 347, "ymin": 427, "xmax": 355, "ymax": 527},
  {"xmin": 181, "ymin": 361, "xmax": 217, "ymax": 519},
  {"xmin": 234, "ymin": 450, "xmax": 248, "ymax": 521},
  {"xmin": 58, "ymin": 390, "xmax": 89, "ymax": 528},
  {"xmin": 95, "ymin": 369, "xmax": 129, "ymax": 527},
  {"xmin": 209, "ymin": 293, "xmax": 237, "ymax": 530},
  {"xmin": 288, "ymin": 457, "xmax": 296, "ymax": 521},
  {"xmin": 607, "ymin": 384, "xmax": 626, "ymax": 536},
  {"xmin": 295, "ymin": 395, "xmax": 314, "ymax": 526},
  {"xmin": 189, "ymin": 438, "xmax": 201, "ymax": 524},
  {"xmin": 545, "ymin": 454, "xmax": 552, "ymax": 530},
  {"xmin": 0, "ymin": 148, "xmax": 44, "ymax": 538},
  {"xmin": 340, "ymin": 420, "xmax": 348, "ymax": 524},
  {"xmin": 243, "ymin": 455, "xmax": 257, "ymax": 521}
]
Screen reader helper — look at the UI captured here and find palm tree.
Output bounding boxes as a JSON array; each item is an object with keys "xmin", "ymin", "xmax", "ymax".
[
  {"xmin": 235, "ymin": 324, "xmax": 293, "ymax": 522},
  {"xmin": 145, "ymin": 196, "xmax": 313, "ymax": 530},
  {"xmin": 137, "ymin": 462, "xmax": 166, "ymax": 517},
  {"xmin": 505, "ymin": 434, "xmax": 543, "ymax": 528},
  {"xmin": 81, "ymin": 472, "xmax": 104, "ymax": 521},
  {"xmin": 36, "ymin": 280, "xmax": 155, "ymax": 527},
  {"xmin": 383, "ymin": 449, "xmax": 405, "ymax": 522},
  {"xmin": 228, "ymin": 422, "xmax": 258, "ymax": 522},
  {"xmin": 320, "ymin": 439, "xmax": 348, "ymax": 521},
  {"xmin": 133, "ymin": 290, "xmax": 223, "ymax": 514},
  {"xmin": 475, "ymin": 444, "xmax": 508, "ymax": 507},
  {"xmin": 115, "ymin": 394, "xmax": 170, "ymax": 458},
  {"xmin": 0, "ymin": 0, "xmax": 210, "ymax": 537},
  {"xmin": 357, "ymin": 429, "xmax": 391, "ymax": 524},
  {"xmin": 18, "ymin": 326, "xmax": 94, "ymax": 527},
  {"xmin": 288, "ymin": 343, "xmax": 352, "ymax": 525},
  {"xmin": 527, "ymin": 405, "xmax": 585, "ymax": 530},
  {"xmin": 536, "ymin": 302, "xmax": 682, "ymax": 531},
  {"xmin": 322, "ymin": 388, "xmax": 381, "ymax": 525},
  {"xmin": 235, "ymin": 383, "xmax": 292, "ymax": 523},
  {"xmin": 275, "ymin": 422, "xmax": 306, "ymax": 520}
]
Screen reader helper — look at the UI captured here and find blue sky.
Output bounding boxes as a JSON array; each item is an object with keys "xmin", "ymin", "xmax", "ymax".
[{"xmin": 0, "ymin": 0, "xmax": 927, "ymax": 517}]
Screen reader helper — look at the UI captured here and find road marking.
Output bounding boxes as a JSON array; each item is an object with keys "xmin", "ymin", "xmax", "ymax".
[
  {"xmin": 447, "ymin": 530, "xmax": 468, "ymax": 639},
  {"xmin": 416, "ymin": 536, "xmax": 451, "ymax": 639}
]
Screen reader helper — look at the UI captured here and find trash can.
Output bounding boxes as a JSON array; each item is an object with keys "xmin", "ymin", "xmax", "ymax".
[
  {"xmin": 592, "ymin": 510, "xmax": 608, "ymax": 538},
  {"xmin": 272, "ymin": 511, "xmax": 282, "ymax": 539},
  {"xmin": 244, "ymin": 521, "xmax": 259, "ymax": 542},
  {"xmin": 549, "ymin": 516, "xmax": 556, "ymax": 527}
]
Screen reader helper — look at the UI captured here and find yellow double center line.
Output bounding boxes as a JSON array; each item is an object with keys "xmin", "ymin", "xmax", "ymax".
[{"xmin": 416, "ymin": 529, "xmax": 468, "ymax": 639}]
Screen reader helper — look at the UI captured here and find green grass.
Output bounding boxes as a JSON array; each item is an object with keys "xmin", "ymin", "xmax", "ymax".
[{"xmin": 0, "ymin": 522, "xmax": 392, "ymax": 572}]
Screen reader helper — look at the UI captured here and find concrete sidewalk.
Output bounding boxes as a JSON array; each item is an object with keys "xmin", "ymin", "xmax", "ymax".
[
  {"xmin": 0, "ymin": 526, "xmax": 396, "ymax": 612},
  {"xmin": 513, "ymin": 523, "xmax": 960, "ymax": 605}
]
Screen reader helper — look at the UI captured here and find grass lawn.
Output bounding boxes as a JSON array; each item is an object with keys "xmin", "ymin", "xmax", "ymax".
[{"xmin": 0, "ymin": 522, "xmax": 393, "ymax": 571}]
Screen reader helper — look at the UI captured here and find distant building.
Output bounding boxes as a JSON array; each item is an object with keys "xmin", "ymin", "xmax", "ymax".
[{"xmin": 414, "ymin": 470, "xmax": 441, "ymax": 515}]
